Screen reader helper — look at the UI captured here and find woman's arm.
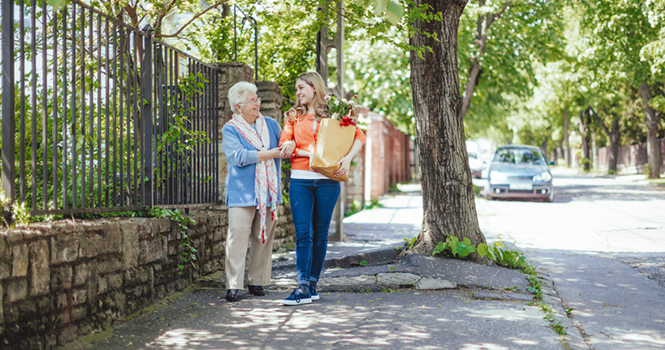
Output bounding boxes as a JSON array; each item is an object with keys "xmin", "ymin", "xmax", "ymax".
[
  {"xmin": 223, "ymin": 125, "xmax": 282, "ymax": 166},
  {"xmin": 279, "ymin": 118, "xmax": 299, "ymax": 157},
  {"xmin": 222, "ymin": 126, "xmax": 259, "ymax": 167},
  {"xmin": 258, "ymin": 148, "xmax": 281, "ymax": 161},
  {"xmin": 333, "ymin": 139, "xmax": 363, "ymax": 177}
]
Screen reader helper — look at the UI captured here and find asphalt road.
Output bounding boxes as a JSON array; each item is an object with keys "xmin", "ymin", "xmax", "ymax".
[{"xmin": 474, "ymin": 168, "xmax": 665, "ymax": 349}]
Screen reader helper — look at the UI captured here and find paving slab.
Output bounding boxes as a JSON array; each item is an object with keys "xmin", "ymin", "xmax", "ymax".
[
  {"xmin": 416, "ymin": 277, "xmax": 457, "ymax": 290},
  {"xmin": 320, "ymin": 275, "xmax": 377, "ymax": 286},
  {"xmin": 376, "ymin": 272, "xmax": 421, "ymax": 286},
  {"xmin": 87, "ymin": 288, "xmax": 564, "ymax": 350},
  {"xmin": 473, "ymin": 291, "xmax": 534, "ymax": 302}
]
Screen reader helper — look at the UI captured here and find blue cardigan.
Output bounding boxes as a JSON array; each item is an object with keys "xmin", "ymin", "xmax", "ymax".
[{"xmin": 222, "ymin": 116, "xmax": 283, "ymax": 207}]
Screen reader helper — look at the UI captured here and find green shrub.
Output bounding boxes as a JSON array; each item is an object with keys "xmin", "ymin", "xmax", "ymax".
[{"xmin": 433, "ymin": 236, "xmax": 535, "ymax": 274}]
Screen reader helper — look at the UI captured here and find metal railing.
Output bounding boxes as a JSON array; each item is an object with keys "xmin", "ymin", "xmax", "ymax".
[
  {"xmin": 233, "ymin": 4, "xmax": 258, "ymax": 81},
  {"xmin": 1, "ymin": 0, "xmax": 220, "ymax": 215}
]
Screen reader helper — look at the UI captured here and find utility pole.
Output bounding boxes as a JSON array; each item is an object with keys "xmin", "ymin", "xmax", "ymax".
[{"xmin": 316, "ymin": 1, "xmax": 345, "ymax": 241}]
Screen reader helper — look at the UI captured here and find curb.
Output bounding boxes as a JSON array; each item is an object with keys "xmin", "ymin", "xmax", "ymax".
[
  {"xmin": 272, "ymin": 243, "xmax": 404, "ymax": 271},
  {"xmin": 323, "ymin": 244, "xmax": 403, "ymax": 268},
  {"xmin": 538, "ymin": 272, "xmax": 590, "ymax": 350}
]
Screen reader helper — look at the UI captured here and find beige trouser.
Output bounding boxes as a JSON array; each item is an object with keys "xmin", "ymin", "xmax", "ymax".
[{"xmin": 225, "ymin": 206, "xmax": 277, "ymax": 290}]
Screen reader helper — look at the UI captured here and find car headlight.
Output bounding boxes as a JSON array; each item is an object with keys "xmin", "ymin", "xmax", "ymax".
[
  {"xmin": 534, "ymin": 172, "xmax": 552, "ymax": 182},
  {"xmin": 490, "ymin": 171, "xmax": 507, "ymax": 182}
]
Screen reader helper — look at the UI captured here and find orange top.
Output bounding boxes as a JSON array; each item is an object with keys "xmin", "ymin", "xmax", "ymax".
[{"xmin": 279, "ymin": 113, "xmax": 366, "ymax": 171}]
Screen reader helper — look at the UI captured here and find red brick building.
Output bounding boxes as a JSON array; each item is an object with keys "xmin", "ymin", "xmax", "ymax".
[{"xmin": 346, "ymin": 110, "xmax": 414, "ymax": 208}]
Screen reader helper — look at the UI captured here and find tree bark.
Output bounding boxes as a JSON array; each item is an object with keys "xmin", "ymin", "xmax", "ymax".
[
  {"xmin": 578, "ymin": 110, "xmax": 591, "ymax": 172},
  {"xmin": 608, "ymin": 119, "xmax": 620, "ymax": 173},
  {"xmin": 408, "ymin": 0, "xmax": 486, "ymax": 256},
  {"xmin": 557, "ymin": 138, "xmax": 563, "ymax": 162},
  {"xmin": 563, "ymin": 108, "xmax": 570, "ymax": 168},
  {"xmin": 639, "ymin": 82, "xmax": 661, "ymax": 179},
  {"xmin": 591, "ymin": 108, "xmax": 620, "ymax": 174}
]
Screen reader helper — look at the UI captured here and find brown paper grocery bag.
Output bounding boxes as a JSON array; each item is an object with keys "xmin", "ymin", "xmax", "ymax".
[{"xmin": 311, "ymin": 118, "xmax": 355, "ymax": 182}]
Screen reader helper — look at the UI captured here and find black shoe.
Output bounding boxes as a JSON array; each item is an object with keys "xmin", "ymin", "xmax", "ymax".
[
  {"xmin": 248, "ymin": 285, "xmax": 266, "ymax": 296},
  {"xmin": 226, "ymin": 289, "xmax": 241, "ymax": 302}
]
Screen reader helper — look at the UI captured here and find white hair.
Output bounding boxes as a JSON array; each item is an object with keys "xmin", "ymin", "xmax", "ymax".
[{"xmin": 228, "ymin": 81, "xmax": 258, "ymax": 114}]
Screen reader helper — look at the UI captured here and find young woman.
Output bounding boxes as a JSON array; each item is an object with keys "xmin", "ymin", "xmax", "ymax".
[{"xmin": 279, "ymin": 72, "xmax": 366, "ymax": 305}]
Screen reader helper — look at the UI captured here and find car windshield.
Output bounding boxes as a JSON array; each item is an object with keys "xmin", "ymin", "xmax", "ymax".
[{"xmin": 493, "ymin": 148, "xmax": 546, "ymax": 165}]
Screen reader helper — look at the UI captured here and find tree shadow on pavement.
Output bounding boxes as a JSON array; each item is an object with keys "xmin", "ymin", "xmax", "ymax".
[{"xmin": 92, "ymin": 288, "xmax": 562, "ymax": 350}]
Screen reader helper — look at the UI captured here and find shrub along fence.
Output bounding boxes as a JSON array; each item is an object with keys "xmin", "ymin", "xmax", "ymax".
[{"xmin": 1, "ymin": 0, "xmax": 220, "ymax": 216}]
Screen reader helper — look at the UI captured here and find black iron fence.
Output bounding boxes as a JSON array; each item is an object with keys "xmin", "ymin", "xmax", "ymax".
[{"xmin": 1, "ymin": 0, "xmax": 220, "ymax": 215}]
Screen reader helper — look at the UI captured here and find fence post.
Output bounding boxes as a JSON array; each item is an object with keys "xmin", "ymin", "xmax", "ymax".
[
  {"xmin": 2, "ymin": 0, "xmax": 15, "ymax": 203},
  {"xmin": 142, "ymin": 26, "xmax": 154, "ymax": 207}
]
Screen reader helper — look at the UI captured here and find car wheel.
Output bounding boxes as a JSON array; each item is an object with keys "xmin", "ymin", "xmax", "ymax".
[{"xmin": 545, "ymin": 189, "xmax": 554, "ymax": 202}]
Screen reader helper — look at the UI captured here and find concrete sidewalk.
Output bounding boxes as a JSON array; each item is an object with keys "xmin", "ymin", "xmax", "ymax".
[{"xmin": 70, "ymin": 188, "xmax": 581, "ymax": 350}]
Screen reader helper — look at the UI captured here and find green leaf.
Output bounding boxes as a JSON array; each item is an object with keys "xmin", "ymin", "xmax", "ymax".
[
  {"xmin": 386, "ymin": 1, "xmax": 404, "ymax": 25},
  {"xmin": 447, "ymin": 236, "xmax": 459, "ymax": 256},
  {"xmin": 432, "ymin": 241, "xmax": 446, "ymax": 256},
  {"xmin": 375, "ymin": 0, "xmax": 387, "ymax": 16},
  {"xmin": 487, "ymin": 247, "xmax": 497, "ymax": 261},
  {"xmin": 477, "ymin": 243, "xmax": 488, "ymax": 257},
  {"xmin": 360, "ymin": 260, "xmax": 368, "ymax": 266},
  {"xmin": 456, "ymin": 239, "xmax": 476, "ymax": 258},
  {"xmin": 651, "ymin": 95, "xmax": 665, "ymax": 114}
]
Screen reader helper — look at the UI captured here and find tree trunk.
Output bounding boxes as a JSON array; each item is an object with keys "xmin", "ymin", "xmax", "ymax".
[
  {"xmin": 541, "ymin": 139, "xmax": 548, "ymax": 160},
  {"xmin": 461, "ymin": 61, "xmax": 481, "ymax": 118},
  {"xmin": 408, "ymin": 0, "xmax": 485, "ymax": 255},
  {"xmin": 639, "ymin": 82, "xmax": 661, "ymax": 179},
  {"xmin": 460, "ymin": 1, "xmax": 510, "ymax": 119},
  {"xmin": 591, "ymin": 108, "xmax": 621, "ymax": 174},
  {"xmin": 563, "ymin": 108, "xmax": 570, "ymax": 168},
  {"xmin": 608, "ymin": 119, "xmax": 620, "ymax": 173},
  {"xmin": 557, "ymin": 138, "xmax": 564, "ymax": 162},
  {"xmin": 578, "ymin": 110, "xmax": 591, "ymax": 172}
]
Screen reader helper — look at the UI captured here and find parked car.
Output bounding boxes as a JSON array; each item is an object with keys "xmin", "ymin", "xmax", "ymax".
[
  {"xmin": 468, "ymin": 152, "xmax": 485, "ymax": 179},
  {"xmin": 484, "ymin": 145, "xmax": 554, "ymax": 202}
]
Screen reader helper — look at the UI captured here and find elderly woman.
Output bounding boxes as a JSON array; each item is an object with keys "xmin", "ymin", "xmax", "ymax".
[{"xmin": 222, "ymin": 81, "xmax": 286, "ymax": 302}]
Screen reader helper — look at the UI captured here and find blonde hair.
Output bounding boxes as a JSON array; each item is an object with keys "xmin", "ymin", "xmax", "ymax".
[{"xmin": 285, "ymin": 72, "xmax": 328, "ymax": 124}]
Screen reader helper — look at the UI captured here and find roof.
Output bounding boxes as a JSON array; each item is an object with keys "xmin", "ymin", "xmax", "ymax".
[{"xmin": 495, "ymin": 145, "xmax": 542, "ymax": 151}]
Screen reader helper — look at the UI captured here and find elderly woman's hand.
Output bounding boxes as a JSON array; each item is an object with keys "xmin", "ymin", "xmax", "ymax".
[{"xmin": 280, "ymin": 141, "xmax": 296, "ymax": 158}]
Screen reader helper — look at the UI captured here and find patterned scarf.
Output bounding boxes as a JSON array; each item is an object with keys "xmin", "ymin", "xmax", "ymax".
[{"xmin": 227, "ymin": 113, "xmax": 279, "ymax": 244}]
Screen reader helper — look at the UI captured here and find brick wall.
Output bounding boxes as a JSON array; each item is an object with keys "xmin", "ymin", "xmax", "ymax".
[
  {"xmin": 0, "ymin": 206, "xmax": 296, "ymax": 349},
  {"xmin": 0, "ymin": 212, "xmax": 224, "ymax": 349},
  {"xmin": 596, "ymin": 138, "xmax": 665, "ymax": 174},
  {"xmin": 346, "ymin": 109, "xmax": 412, "ymax": 206}
]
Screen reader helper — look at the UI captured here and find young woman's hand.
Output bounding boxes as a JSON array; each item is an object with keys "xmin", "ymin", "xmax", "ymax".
[
  {"xmin": 334, "ymin": 156, "xmax": 352, "ymax": 177},
  {"xmin": 280, "ymin": 141, "xmax": 296, "ymax": 158},
  {"xmin": 257, "ymin": 148, "xmax": 282, "ymax": 161}
]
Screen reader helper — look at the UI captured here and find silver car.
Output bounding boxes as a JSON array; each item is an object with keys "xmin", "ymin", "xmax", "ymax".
[{"xmin": 484, "ymin": 145, "xmax": 554, "ymax": 202}]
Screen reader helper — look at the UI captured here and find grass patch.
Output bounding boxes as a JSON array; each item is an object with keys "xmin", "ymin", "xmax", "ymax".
[
  {"xmin": 473, "ymin": 184, "xmax": 483, "ymax": 196},
  {"xmin": 59, "ymin": 327, "xmax": 113, "ymax": 350},
  {"xmin": 540, "ymin": 302, "xmax": 567, "ymax": 335}
]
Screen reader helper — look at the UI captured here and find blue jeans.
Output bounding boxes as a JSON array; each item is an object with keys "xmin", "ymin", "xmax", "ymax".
[{"xmin": 289, "ymin": 178, "xmax": 341, "ymax": 286}]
